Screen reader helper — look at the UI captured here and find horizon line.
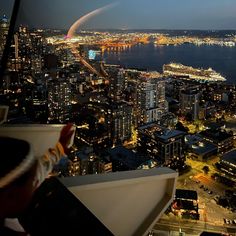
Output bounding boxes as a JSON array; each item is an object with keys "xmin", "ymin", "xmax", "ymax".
[{"xmin": 26, "ymin": 27, "xmax": 236, "ymax": 32}]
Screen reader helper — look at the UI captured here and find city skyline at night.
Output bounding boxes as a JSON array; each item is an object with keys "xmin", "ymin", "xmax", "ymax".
[{"xmin": 1, "ymin": 1, "xmax": 236, "ymax": 235}]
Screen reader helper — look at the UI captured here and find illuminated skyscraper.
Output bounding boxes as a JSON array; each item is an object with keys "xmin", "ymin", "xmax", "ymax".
[
  {"xmin": 180, "ymin": 87, "xmax": 200, "ymax": 120},
  {"xmin": 107, "ymin": 101, "xmax": 133, "ymax": 145},
  {"xmin": 48, "ymin": 78, "xmax": 71, "ymax": 123},
  {"xmin": 109, "ymin": 68, "xmax": 127, "ymax": 100},
  {"xmin": 137, "ymin": 77, "xmax": 168, "ymax": 124},
  {"xmin": 0, "ymin": 15, "xmax": 9, "ymax": 57}
]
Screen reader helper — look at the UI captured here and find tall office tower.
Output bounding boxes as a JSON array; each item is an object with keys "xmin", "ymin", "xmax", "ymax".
[
  {"xmin": 30, "ymin": 32, "xmax": 48, "ymax": 74},
  {"xmin": 48, "ymin": 78, "xmax": 71, "ymax": 123},
  {"xmin": 137, "ymin": 77, "xmax": 168, "ymax": 125},
  {"xmin": 5, "ymin": 33, "xmax": 20, "ymax": 73},
  {"xmin": 180, "ymin": 87, "xmax": 200, "ymax": 121},
  {"xmin": 156, "ymin": 79, "xmax": 168, "ymax": 113},
  {"xmin": 109, "ymin": 68, "xmax": 127, "ymax": 100},
  {"xmin": 14, "ymin": 26, "xmax": 33, "ymax": 75},
  {"xmin": 8, "ymin": 28, "xmax": 48, "ymax": 74},
  {"xmin": 31, "ymin": 32, "xmax": 47, "ymax": 56},
  {"xmin": 0, "ymin": 15, "xmax": 9, "ymax": 56},
  {"xmin": 107, "ymin": 101, "xmax": 133, "ymax": 145}
]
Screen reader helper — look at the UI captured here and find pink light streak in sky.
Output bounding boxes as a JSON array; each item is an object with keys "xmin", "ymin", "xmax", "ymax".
[{"xmin": 66, "ymin": 3, "xmax": 118, "ymax": 39}]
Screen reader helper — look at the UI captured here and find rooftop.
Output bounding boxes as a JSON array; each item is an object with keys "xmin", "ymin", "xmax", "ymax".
[
  {"xmin": 205, "ymin": 122, "xmax": 225, "ymax": 131},
  {"xmin": 191, "ymin": 141, "xmax": 217, "ymax": 155},
  {"xmin": 185, "ymin": 134, "xmax": 203, "ymax": 146},
  {"xmin": 199, "ymin": 129, "xmax": 233, "ymax": 143},
  {"xmin": 139, "ymin": 123, "xmax": 185, "ymax": 141},
  {"xmin": 221, "ymin": 149, "xmax": 236, "ymax": 166},
  {"xmin": 107, "ymin": 146, "xmax": 150, "ymax": 170},
  {"xmin": 157, "ymin": 129, "xmax": 185, "ymax": 141},
  {"xmin": 175, "ymin": 189, "xmax": 198, "ymax": 201},
  {"xmin": 185, "ymin": 135, "xmax": 218, "ymax": 155}
]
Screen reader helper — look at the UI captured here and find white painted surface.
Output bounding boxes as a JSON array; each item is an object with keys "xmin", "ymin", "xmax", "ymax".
[
  {"xmin": 0, "ymin": 124, "xmax": 64, "ymax": 156},
  {"xmin": 61, "ymin": 168, "xmax": 178, "ymax": 236}
]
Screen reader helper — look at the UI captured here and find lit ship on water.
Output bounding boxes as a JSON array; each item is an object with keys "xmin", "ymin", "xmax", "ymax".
[{"xmin": 163, "ymin": 63, "xmax": 226, "ymax": 82}]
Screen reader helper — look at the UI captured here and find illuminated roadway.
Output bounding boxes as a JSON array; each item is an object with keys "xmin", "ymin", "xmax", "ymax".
[
  {"xmin": 153, "ymin": 156, "xmax": 236, "ymax": 235},
  {"xmin": 64, "ymin": 3, "xmax": 151, "ymax": 77},
  {"xmin": 154, "ymin": 218, "xmax": 236, "ymax": 235},
  {"xmin": 66, "ymin": 4, "xmax": 117, "ymax": 77},
  {"xmin": 70, "ymin": 46, "xmax": 102, "ymax": 76}
]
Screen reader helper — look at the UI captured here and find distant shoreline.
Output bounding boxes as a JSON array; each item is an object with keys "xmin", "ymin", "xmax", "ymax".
[{"xmin": 103, "ymin": 43, "xmax": 236, "ymax": 85}]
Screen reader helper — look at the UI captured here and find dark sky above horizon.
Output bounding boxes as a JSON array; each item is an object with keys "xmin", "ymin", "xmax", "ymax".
[{"xmin": 1, "ymin": 0, "xmax": 236, "ymax": 30}]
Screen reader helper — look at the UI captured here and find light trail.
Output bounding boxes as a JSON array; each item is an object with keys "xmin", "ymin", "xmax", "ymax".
[
  {"xmin": 67, "ymin": 3, "xmax": 117, "ymax": 38},
  {"xmin": 65, "ymin": 3, "xmax": 118, "ymax": 77}
]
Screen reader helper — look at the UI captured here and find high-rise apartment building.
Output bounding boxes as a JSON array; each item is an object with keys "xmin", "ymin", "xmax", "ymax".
[
  {"xmin": 137, "ymin": 77, "xmax": 168, "ymax": 124},
  {"xmin": 107, "ymin": 101, "xmax": 133, "ymax": 145},
  {"xmin": 180, "ymin": 87, "xmax": 200, "ymax": 120},
  {"xmin": 109, "ymin": 68, "xmax": 127, "ymax": 100},
  {"xmin": 7, "ymin": 26, "xmax": 47, "ymax": 75},
  {"xmin": 48, "ymin": 78, "xmax": 71, "ymax": 123}
]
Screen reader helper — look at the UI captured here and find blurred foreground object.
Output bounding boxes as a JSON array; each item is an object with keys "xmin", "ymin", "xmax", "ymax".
[
  {"xmin": 0, "ymin": 105, "xmax": 9, "ymax": 124},
  {"xmin": 0, "ymin": 124, "xmax": 75, "ymax": 157}
]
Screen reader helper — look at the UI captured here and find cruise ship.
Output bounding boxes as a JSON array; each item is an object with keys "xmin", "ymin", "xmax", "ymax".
[{"xmin": 163, "ymin": 63, "xmax": 226, "ymax": 82}]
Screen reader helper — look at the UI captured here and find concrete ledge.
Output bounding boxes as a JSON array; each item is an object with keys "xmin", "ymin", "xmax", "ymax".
[{"xmin": 61, "ymin": 168, "xmax": 178, "ymax": 236}]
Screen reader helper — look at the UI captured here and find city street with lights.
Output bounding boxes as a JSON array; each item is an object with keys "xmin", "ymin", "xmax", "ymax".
[
  {"xmin": 154, "ymin": 218, "xmax": 236, "ymax": 235},
  {"xmin": 156, "ymin": 157, "xmax": 236, "ymax": 235}
]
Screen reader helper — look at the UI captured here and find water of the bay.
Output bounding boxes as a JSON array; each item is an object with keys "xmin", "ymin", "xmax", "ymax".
[{"xmin": 104, "ymin": 43, "xmax": 236, "ymax": 84}]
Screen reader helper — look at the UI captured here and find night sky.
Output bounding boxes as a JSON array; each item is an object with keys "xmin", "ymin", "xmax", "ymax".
[{"xmin": 1, "ymin": 0, "xmax": 236, "ymax": 30}]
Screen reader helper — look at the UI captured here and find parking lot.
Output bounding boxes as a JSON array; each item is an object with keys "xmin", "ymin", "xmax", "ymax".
[{"xmin": 176, "ymin": 158, "xmax": 236, "ymax": 228}]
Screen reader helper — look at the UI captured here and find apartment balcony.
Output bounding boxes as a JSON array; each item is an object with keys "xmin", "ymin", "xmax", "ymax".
[{"xmin": 0, "ymin": 124, "xmax": 178, "ymax": 236}]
